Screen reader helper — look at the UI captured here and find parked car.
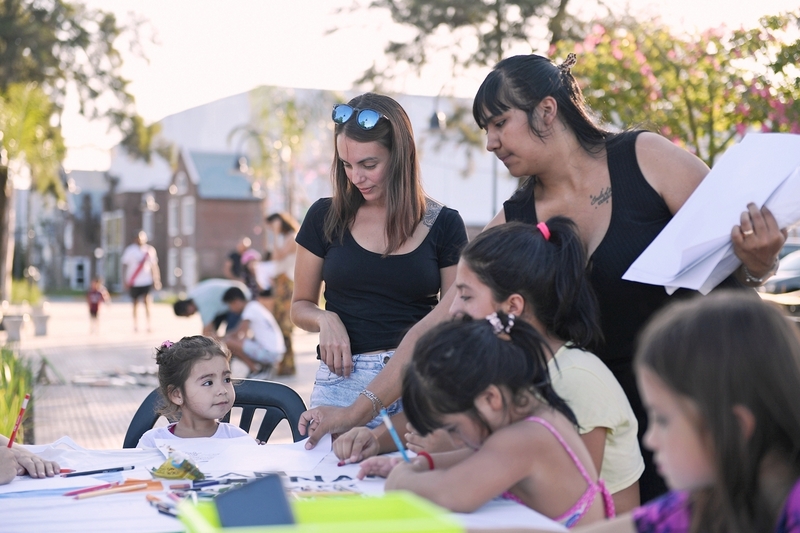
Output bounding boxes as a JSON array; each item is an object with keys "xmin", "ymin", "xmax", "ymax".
[
  {"xmin": 780, "ymin": 237, "xmax": 800, "ymax": 259},
  {"xmin": 761, "ymin": 249, "xmax": 800, "ymax": 294}
]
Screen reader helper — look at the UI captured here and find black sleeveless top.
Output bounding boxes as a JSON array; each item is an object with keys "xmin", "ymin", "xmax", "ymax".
[{"xmin": 504, "ymin": 130, "xmax": 744, "ymax": 374}]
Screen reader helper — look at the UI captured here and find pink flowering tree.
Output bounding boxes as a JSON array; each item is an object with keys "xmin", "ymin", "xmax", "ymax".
[{"xmin": 551, "ymin": 12, "xmax": 800, "ymax": 166}]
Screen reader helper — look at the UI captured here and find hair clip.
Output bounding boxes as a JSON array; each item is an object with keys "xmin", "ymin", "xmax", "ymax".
[
  {"xmin": 486, "ymin": 312, "xmax": 515, "ymax": 335},
  {"xmin": 160, "ymin": 340, "xmax": 174, "ymax": 349},
  {"xmin": 558, "ymin": 53, "xmax": 577, "ymax": 73},
  {"xmin": 536, "ymin": 221, "xmax": 551, "ymax": 241}
]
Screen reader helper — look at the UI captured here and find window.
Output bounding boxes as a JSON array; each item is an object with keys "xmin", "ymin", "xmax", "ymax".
[
  {"xmin": 168, "ymin": 199, "xmax": 179, "ymax": 237},
  {"xmin": 181, "ymin": 197, "xmax": 195, "ymax": 235}
]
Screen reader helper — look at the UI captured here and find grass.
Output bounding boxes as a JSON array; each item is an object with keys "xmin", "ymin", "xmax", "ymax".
[
  {"xmin": 0, "ymin": 346, "xmax": 34, "ymax": 443},
  {"xmin": 10, "ymin": 278, "xmax": 42, "ymax": 305}
]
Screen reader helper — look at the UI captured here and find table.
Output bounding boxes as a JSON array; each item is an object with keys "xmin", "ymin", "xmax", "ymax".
[{"xmin": 0, "ymin": 436, "xmax": 566, "ymax": 532}]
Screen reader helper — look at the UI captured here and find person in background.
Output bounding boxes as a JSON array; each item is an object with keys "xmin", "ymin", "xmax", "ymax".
[
  {"xmin": 265, "ymin": 212, "xmax": 300, "ymax": 376},
  {"xmin": 239, "ymin": 248, "xmax": 263, "ymax": 298},
  {"xmin": 173, "ymin": 279, "xmax": 251, "ymax": 337},
  {"xmin": 222, "ymin": 236, "xmax": 252, "ymax": 281},
  {"xmin": 86, "ymin": 276, "xmax": 111, "ymax": 335},
  {"xmin": 121, "ymin": 230, "xmax": 161, "ymax": 333},
  {"xmin": 222, "ymin": 287, "xmax": 285, "ymax": 379}
]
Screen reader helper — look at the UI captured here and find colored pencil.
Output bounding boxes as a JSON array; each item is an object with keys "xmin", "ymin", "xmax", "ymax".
[
  {"xmin": 63, "ymin": 482, "xmax": 118, "ymax": 497},
  {"xmin": 75, "ymin": 482, "xmax": 148, "ymax": 499},
  {"xmin": 63, "ymin": 465, "xmax": 134, "ymax": 477},
  {"xmin": 7, "ymin": 394, "xmax": 30, "ymax": 447},
  {"xmin": 380, "ymin": 409, "xmax": 410, "ymax": 463}
]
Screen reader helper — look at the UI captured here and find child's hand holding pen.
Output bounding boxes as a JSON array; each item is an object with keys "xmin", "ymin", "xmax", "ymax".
[{"xmin": 357, "ymin": 454, "xmax": 432, "ymax": 480}]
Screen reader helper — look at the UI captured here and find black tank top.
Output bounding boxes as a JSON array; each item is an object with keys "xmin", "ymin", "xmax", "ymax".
[{"xmin": 504, "ymin": 130, "xmax": 744, "ymax": 372}]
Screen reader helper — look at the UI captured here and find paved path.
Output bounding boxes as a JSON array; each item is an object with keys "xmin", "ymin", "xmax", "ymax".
[{"xmin": 1, "ymin": 299, "xmax": 320, "ymax": 448}]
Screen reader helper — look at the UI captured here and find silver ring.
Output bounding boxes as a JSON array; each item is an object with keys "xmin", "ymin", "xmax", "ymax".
[{"xmin": 742, "ymin": 229, "xmax": 754, "ymax": 236}]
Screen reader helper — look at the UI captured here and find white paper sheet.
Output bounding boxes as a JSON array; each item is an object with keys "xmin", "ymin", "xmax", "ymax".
[
  {"xmin": 623, "ymin": 133, "xmax": 800, "ymax": 293},
  {"xmin": 153, "ymin": 435, "xmax": 257, "ymax": 464},
  {"xmin": 201, "ymin": 434, "xmax": 332, "ymax": 474}
]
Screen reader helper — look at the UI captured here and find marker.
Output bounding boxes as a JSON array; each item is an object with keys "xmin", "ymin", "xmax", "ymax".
[
  {"xmin": 59, "ymin": 469, "xmax": 75, "ymax": 474},
  {"xmin": 63, "ymin": 482, "xmax": 118, "ymax": 497},
  {"xmin": 74, "ymin": 482, "xmax": 148, "ymax": 499},
  {"xmin": 7, "ymin": 394, "xmax": 30, "ymax": 448},
  {"xmin": 63, "ymin": 466, "xmax": 135, "ymax": 477},
  {"xmin": 191, "ymin": 479, "xmax": 220, "ymax": 489},
  {"xmin": 337, "ymin": 458, "xmax": 355, "ymax": 467},
  {"xmin": 380, "ymin": 409, "xmax": 410, "ymax": 463}
]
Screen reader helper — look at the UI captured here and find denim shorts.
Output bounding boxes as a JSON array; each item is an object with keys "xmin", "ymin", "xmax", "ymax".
[{"xmin": 310, "ymin": 351, "xmax": 403, "ymax": 429}]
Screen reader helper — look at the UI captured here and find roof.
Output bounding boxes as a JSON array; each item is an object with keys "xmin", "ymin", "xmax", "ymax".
[{"xmin": 184, "ymin": 150, "xmax": 258, "ymax": 200}]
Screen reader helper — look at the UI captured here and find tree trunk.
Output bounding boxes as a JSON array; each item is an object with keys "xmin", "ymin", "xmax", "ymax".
[
  {"xmin": 549, "ymin": 0, "xmax": 571, "ymax": 46},
  {"xmin": 0, "ymin": 166, "xmax": 17, "ymax": 303}
]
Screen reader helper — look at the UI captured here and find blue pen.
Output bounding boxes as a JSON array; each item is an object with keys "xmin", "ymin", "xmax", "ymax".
[{"xmin": 380, "ymin": 408, "xmax": 410, "ymax": 463}]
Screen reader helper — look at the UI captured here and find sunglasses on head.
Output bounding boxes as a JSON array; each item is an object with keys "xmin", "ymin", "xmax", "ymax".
[{"xmin": 331, "ymin": 104, "xmax": 387, "ymax": 130}]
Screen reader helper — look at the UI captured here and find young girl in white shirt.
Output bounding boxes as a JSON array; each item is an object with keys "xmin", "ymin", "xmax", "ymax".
[{"xmin": 137, "ymin": 336, "xmax": 249, "ymax": 448}]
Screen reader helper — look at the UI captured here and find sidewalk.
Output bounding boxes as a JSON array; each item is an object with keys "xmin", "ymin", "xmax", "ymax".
[{"xmin": 1, "ymin": 299, "xmax": 319, "ymax": 449}]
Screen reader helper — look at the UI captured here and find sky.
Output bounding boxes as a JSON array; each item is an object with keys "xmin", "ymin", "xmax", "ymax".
[{"xmin": 61, "ymin": 0, "xmax": 800, "ymax": 171}]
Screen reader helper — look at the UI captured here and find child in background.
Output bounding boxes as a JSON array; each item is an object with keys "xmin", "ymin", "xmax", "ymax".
[
  {"xmin": 359, "ymin": 314, "xmax": 614, "ymax": 528},
  {"xmin": 86, "ymin": 276, "xmax": 110, "ymax": 334},
  {"xmin": 137, "ymin": 336, "xmax": 250, "ymax": 448},
  {"xmin": 337, "ymin": 218, "xmax": 642, "ymax": 512},
  {"xmin": 554, "ymin": 291, "xmax": 800, "ymax": 532},
  {"xmin": 223, "ymin": 287, "xmax": 285, "ymax": 380}
]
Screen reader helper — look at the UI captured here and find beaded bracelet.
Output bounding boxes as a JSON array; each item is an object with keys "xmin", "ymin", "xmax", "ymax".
[
  {"xmin": 743, "ymin": 256, "xmax": 779, "ymax": 284},
  {"xmin": 359, "ymin": 389, "xmax": 385, "ymax": 418},
  {"xmin": 417, "ymin": 451, "xmax": 435, "ymax": 470}
]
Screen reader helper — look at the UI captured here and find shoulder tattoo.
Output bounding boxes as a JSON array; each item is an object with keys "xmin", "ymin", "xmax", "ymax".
[{"xmin": 423, "ymin": 198, "xmax": 444, "ymax": 228}]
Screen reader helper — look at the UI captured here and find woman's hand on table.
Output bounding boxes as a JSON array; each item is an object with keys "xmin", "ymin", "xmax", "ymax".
[
  {"xmin": 333, "ymin": 427, "xmax": 379, "ymax": 462},
  {"xmin": 405, "ymin": 424, "xmax": 458, "ymax": 455},
  {"xmin": 299, "ymin": 405, "xmax": 360, "ymax": 449},
  {"xmin": 317, "ymin": 312, "xmax": 353, "ymax": 377},
  {"xmin": 731, "ymin": 203, "xmax": 786, "ymax": 282}
]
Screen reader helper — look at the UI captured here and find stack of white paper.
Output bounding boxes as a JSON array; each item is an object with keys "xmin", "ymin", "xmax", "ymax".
[{"xmin": 623, "ymin": 133, "xmax": 800, "ymax": 294}]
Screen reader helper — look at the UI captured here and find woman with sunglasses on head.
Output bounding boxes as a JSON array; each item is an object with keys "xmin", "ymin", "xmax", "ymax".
[{"xmin": 292, "ymin": 93, "xmax": 468, "ymax": 429}]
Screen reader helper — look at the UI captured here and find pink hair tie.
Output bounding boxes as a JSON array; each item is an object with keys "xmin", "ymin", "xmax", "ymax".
[
  {"xmin": 537, "ymin": 222, "xmax": 551, "ymax": 241},
  {"xmin": 160, "ymin": 340, "xmax": 174, "ymax": 349}
]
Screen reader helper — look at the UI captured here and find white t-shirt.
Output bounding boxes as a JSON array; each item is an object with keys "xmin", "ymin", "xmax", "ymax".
[
  {"xmin": 121, "ymin": 243, "xmax": 158, "ymax": 287},
  {"xmin": 242, "ymin": 300, "xmax": 286, "ymax": 354},
  {"xmin": 548, "ymin": 344, "xmax": 645, "ymax": 494},
  {"xmin": 272, "ymin": 233, "xmax": 296, "ymax": 281},
  {"xmin": 136, "ymin": 422, "xmax": 250, "ymax": 448}
]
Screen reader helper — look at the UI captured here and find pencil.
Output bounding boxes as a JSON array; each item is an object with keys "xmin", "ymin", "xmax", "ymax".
[
  {"xmin": 7, "ymin": 394, "xmax": 30, "ymax": 448},
  {"xmin": 63, "ymin": 465, "xmax": 135, "ymax": 477},
  {"xmin": 75, "ymin": 482, "xmax": 148, "ymax": 499},
  {"xmin": 63, "ymin": 482, "xmax": 118, "ymax": 497},
  {"xmin": 380, "ymin": 409, "xmax": 410, "ymax": 463}
]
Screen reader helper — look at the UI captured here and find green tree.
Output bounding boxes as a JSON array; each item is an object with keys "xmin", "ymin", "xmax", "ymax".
[
  {"xmin": 353, "ymin": 0, "xmax": 575, "ymax": 88},
  {"xmin": 551, "ymin": 11, "xmax": 800, "ymax": 166},
  {"xmin": 0, "ymin": 0, "xmax": 155, "ymax": 300}
]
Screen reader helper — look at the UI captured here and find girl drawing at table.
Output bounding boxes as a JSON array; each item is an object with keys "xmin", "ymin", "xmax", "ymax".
[
  {"xmin": 137, "ymin": 336, "xmax": 250, "ymax": 448},
  {"xmin": 359, "ymin": 313, "xmax": 615, "ymax": 528},
  {"xmin": 337, "ymin": 218, "xmax": 642, "ymax": 512},
  {"xmin": 542, "ymin": 291, "xmax": 800, "ymax": 532}
]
